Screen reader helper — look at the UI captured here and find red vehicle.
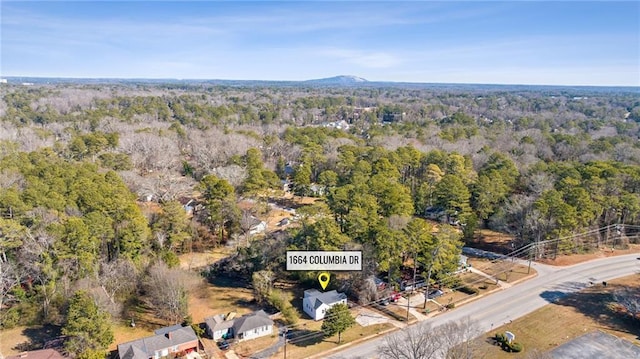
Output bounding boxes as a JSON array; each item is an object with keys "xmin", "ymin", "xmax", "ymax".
[{"xmin": 381, "ymin": 291, "xmax": 402, "ymax": 305}]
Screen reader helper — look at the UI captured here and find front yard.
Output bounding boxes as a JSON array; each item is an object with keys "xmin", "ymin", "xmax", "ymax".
[
  {"xmin": 472, "ymin": 274, "xmax": 640, "ymax": 358},
  {"xmin": 282, "ymin": 322, "xmax": 394, "ymax": 359}
]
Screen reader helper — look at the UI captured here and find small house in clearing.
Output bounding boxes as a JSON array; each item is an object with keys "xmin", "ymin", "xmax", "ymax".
[
  {"xmin": 205, "ymin": 310, "xmax": 274, "ymax": 342},
  {"xmin": 233, "ymin": 310, "xmax": 274, "ymax": 341},
  {"xmin": 303, "ymin": 289, "xmax": 348, "ymax": 320}
]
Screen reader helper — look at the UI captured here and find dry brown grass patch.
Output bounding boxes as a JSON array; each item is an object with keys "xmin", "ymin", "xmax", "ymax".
[{"xmin": 474, "ymin": 274, "xmax": 640, "ymax": 358}]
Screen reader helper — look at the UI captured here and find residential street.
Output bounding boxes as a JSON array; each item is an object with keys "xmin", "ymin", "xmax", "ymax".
[{"xmin": 326, "ymin": 253, "xmax": 640, "ymax": 359}]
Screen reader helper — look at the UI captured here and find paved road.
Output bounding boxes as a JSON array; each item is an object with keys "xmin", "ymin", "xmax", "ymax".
[{"xmin": 327, "ymin": 253, "xmax": 640, "ymax": 359}]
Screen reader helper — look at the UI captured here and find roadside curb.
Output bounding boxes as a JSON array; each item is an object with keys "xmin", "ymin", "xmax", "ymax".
[
  {"xmin": 421, "ymin": 270, "xmax": 539, "ymax": 319},
  {"xmin": 290, "ymin": 270, "xmax": 541, "ymax": 358}
]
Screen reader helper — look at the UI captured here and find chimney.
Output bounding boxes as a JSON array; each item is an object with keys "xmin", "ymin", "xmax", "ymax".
[{"xmin": 166, "ymin": 332, "xmax": 172, "ymax": 340}]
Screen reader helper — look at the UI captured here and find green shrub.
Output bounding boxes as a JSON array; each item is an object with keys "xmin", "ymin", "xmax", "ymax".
[
  {"xmin": 268, "ymin": 289, "xmax": 299, "ymax": 325},
  {"xmin": 191, "ymin": 323, "xmax": 205, "ymax": 338},
  {"xmin": 510, "ymin": 342, "xmax": 523, "ymax": 352},
  {"xmin": 494, "ymin": 332, "xmax": 523, "ymax": 353},
  {"xmin": 458, "ymin": 285, "xmax": 479, "ymax": 295},
  {"xmin": 0, "ymin": 306, "xmax": 21, "ymax": 329},
  {"xmin": 445, "ymin": 303, "xmax": 455, "ymax": 309},
  {"xmin": 161, "ymin": 251, "xmax": 180, "ymax": 268}
]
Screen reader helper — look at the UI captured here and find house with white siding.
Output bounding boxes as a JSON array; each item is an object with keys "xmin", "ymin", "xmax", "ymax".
[
  {"xmin": 205, "ymin": 310, "xmax": 274, "ymax": 342},
  {"xmin": 233, "ymin": 310, "xmax": 274, "ymax": 341},
  {"xmin": 303, "ymin": 289, "xmax": 347, "ymax": 320}
]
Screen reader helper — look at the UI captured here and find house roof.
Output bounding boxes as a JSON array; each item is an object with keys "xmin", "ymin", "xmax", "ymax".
[
  {"xmin": 205, "ymin": 314, "xmax": 235, "ymax": 332},
  {"xmin": 154, "ymin": 324, "xmax": 184, "ymax": 335},
  {"xmin": 232, "ymin": 310, "xmax": 274, "ymax": 334},
  {"xmin": 307, "ymin": 290, "xmax": 347, "ymax": 310},
  {"xmin": 7, "ymin": 349, "xmax": 64, "ymax": 359},
  {"xmin": 119, "ymin": 345, "xmax": 148, "ymax": 359},
  {"xmin": 304, "ymin": 289, "xmax": 321, "ymax": 297},
  {"xmin": 118, "ymin": 326, "xmax": 197, "ymax": 359}
]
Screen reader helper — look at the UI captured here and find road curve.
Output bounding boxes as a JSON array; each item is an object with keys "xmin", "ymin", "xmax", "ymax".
[{"xmin": 327, "ymin": 253, "xmax": 640, "ymax": 359}]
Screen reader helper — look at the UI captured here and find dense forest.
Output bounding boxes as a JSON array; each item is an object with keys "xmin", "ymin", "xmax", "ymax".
[{"xmin": 0, "ymin": 82, "xmax": 639, "ymax": 356}]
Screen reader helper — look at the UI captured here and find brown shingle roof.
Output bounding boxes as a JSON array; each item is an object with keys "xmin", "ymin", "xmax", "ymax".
[{"xmin": 6, "ymin": 349, "xmax": 65, "ymax": 359}]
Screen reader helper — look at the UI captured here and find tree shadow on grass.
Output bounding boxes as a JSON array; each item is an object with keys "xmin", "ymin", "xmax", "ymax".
[
  {"xmin": 13, "ymin": 325, "xmax": 62, "ymax": 351},
  {"xmin": 208, "ymin": 273, "xmax": 249, "ymax": 288},
  {"xmin": 287, "ymin": 329, "xmax": 325, "ymax": 347},
  {"xmin": 540, "ymin": 283, "xmax": 640, "ymax": 341}
]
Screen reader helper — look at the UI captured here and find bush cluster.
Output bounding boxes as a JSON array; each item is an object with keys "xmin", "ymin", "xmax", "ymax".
[
  {"xmin": 458, "ymin": 285, "xmax": 479, "ymax": 295},
  {"xmin": 494, "ymin": 333, "xmax": 523, "ymax": 353}
]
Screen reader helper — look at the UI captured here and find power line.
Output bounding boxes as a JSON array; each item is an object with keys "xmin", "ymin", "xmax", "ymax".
[{"xmin": 270, "ymin": 224, "xmax": 638, "ymax": 349}]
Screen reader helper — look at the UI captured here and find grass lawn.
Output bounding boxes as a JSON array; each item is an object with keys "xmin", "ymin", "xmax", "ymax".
[
  {"xmin": 473, "ymin": 274, "xmax": 640, "ymax": 358},
  {"xmin": 233, "ymin": 332, "xmax": 280, "ymax": 357},
  {"xmin": 458, "ymin": 271, "xmax": 500, "ymax": 292},
  {"xmin": 189, "ymin": 276, "xmax": 258, "ymax": 324},
  {"xmin": 468, "ymin": 258, "xmax": 536, "ymax": 284},
  {"xmin": 178, "ymin": 248, "xmax": 232, "ymax": 270},
  {"xmin": 282, "ymin": 322, "xmax": 394, "ymax": 359},
  {"xmin": 0, "ymin": 325, "xmax": 61, "ymax": 355},
  {"xmin": 436, "ymin": 290, "xmax": 473, "ymax": 307},
  {"xmin": 370, "ymin": 301, "xmax": 417, "ymax": 323},
  {"xmin": 538, "ymin": 244, "xmax": 640, "ymax": 266}
]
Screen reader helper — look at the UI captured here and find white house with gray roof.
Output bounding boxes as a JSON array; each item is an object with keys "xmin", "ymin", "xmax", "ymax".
[
  {"xmin": 303, "ymin": 289, "xmax": 348, "ymax": 320},
  {"xmin": 233, "ymin": 310, "xmax": 274, "ymax": 341},
  {"xmin": 204, "ymin": 313, "xmax": 235, "ymax": 340},
  {"xmin": 205, "ymin": 310, "xmax": 274, "ymax": 342}
]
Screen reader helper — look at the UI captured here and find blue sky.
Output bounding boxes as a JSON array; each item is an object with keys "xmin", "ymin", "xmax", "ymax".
[{"xmin": 1, "ymin": 1, "xmax": 639, "ymax": 86}]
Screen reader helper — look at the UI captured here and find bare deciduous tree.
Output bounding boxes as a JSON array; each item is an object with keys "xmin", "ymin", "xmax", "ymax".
[
  {"xmin": 439, "ymin": 318, "xmax": 483, "ymax": 359},
  {"xmin": 379, "ymin": 317, "xmax": 481, "ymax": 359},
  {"xmin": 143, "ymin": 262, "xmax": 201, "ymax": 324},
  {"xmin": 251, "ymin": 269, "xmax": 274, "ymax": 304},
  {"xmin": 379, "ymin": 321, "xmax": 445, "ymax": 359},
  {"xmin": 97, "ymin": 258, "xmax": 137, "ymax": 317}
]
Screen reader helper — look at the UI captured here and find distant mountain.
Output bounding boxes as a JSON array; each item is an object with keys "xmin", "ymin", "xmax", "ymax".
[
  {"xmin": 305, "ymin": 75, "xmax": 369, "ymax": 85},
  {"xmin": 3, "ymin": 76, "xmax": 637, "ymax": 95}
]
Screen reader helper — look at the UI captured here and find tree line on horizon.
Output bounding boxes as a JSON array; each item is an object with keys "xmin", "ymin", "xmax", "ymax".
[{"xmin": 0, "ymin": 83, "xmax": 639, "ymax": 356}]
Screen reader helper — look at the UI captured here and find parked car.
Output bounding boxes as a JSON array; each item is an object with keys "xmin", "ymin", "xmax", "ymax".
[
  {"xmin": 381, "ymin": 291, "xmax": 402, "ymax": 305},
  {"xmin": 217, "ymin": 340, "xmax": 230, "ymax": 350},
  {"xmin": 425, "ymin": 289, "xmax": 444, "ymax": 299}
]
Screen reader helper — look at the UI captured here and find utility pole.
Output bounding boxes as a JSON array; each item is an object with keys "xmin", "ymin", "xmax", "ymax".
[
  {"xmin": 406, "ymin": 251, "xmax": 417, "ymax": 322},
  {"xmin": 283, "ymin": 328, "xmax": 287, "ymax": 359},
  {"xmin": 423, "ymin": 245, "xmax": 442, "ymax": 309}
]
